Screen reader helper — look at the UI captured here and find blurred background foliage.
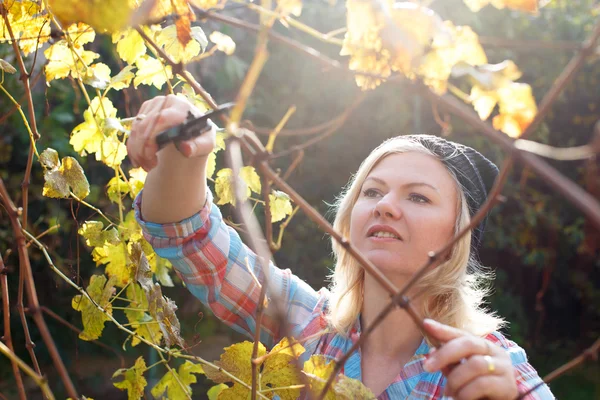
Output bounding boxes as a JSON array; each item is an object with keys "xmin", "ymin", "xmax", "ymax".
[{"xmin": 1, "ymin": 0, "xmax": 599, "ymax": 398}]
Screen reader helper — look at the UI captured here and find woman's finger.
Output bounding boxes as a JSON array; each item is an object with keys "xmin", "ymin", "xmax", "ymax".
[
  {"xmin": 454, "ymin": 374, "xmax": 517, "ymax": 400},
  {"xmin": 444, "ymin": 354, "xmax": 510, "ymax": 396},
  {"xmin": 423, "ymin": 318, "xmax": 467, "ymax": 342},
  {"xmin": 424, "ymin": 335, "xmax": 493, "ymax": 372}
]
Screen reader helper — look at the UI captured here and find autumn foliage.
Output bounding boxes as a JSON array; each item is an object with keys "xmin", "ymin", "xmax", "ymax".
[{"xmin": 2, "ymin": 0, "xmax": 596, "ymax": 399}]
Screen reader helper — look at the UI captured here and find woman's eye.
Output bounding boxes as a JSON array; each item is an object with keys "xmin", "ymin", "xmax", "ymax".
[
  {"xmin": 362, "ymin": 188, "xmax": 380, "ymax": 198},
  {"xmin": 409, "ymin": 193, "xmax": 430, "ymax": 204}
]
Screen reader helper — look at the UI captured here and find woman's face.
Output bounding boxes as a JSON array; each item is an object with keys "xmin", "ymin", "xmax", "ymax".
[{"xmin": 350, "ymin": 152, "xmax": 459, "ymax": 278}]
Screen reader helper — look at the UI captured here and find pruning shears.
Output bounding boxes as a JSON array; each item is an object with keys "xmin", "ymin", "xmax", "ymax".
[{"xmin": 155, "ymin": 102, "xmax": 235, "ymax": 150}]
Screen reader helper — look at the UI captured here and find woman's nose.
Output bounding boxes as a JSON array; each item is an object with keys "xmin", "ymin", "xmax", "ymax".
[{"xmin": 373, "ymin": 196, "xmax": 402, "ymax": 219}]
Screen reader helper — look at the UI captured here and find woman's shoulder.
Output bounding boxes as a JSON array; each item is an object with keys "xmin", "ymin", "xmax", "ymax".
[{"xmin": 483, "ymin": 330, "xmax": 532, "ymax": 366}]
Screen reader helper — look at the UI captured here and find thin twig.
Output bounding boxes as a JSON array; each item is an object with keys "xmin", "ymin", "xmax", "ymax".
[
  {"xmin": 0, "ymin": 178, "xmax": 78, "ymax": 399},
  {"xmin": 0, "ymin": 342, "xmax": 55, "ymax": 400},
  {"xmin": 0, "ymin": 255, "xmax": 26, "ymax": 400}
]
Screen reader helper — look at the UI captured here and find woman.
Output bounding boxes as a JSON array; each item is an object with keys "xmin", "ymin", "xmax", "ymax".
[{"xmin": 127, "ymin": 95, "xmax": 554, "ymax": 399}]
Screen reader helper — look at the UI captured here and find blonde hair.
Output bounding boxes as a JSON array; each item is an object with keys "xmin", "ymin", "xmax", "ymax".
[{"xmin": 327, "ymin": 136, "xmax": 505, "ymax": 336}]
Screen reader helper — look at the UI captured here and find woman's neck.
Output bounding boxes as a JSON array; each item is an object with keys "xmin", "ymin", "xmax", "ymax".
[{"xmin": 360, "ymin": 274, "xmax": 425, "ymax": 361}]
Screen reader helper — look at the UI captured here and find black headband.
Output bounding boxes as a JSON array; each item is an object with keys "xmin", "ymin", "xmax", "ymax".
[{"xmin": 402, "ymin": 135, "xmax": 499, "ymax": 251}]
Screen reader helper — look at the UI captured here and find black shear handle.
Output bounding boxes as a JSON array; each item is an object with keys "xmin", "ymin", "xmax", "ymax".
[{"xmin": 155, "ymin": 102, "xmax": 234, "ymax": 150}]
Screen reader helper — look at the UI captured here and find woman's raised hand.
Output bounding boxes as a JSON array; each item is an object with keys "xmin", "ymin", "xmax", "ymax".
[
  {"xmin": 423, "ymin": 319, "xmax": 518, "ymax": 400},
  {"xmin": 127, "ymin": 94, "xmax": 217, "ymax": 172}
]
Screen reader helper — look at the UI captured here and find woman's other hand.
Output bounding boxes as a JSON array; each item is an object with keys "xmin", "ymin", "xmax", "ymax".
[
  {"xmin": 127, "ymin": 94, "xmax": 216, "ymax": 172},
  {"xmin": 423, "ymin": 319, "xmax": 518, "ymax": 400}
]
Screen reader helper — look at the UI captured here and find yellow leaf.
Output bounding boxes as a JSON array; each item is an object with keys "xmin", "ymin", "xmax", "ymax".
[
  {"xmin": 151, "ymin": 361, "xmax": 204, "ymax": 400},
  {"xmin": 84, "ymin": 63, "xmax": 111, "ymax": 89},
  {"xmin": 48, "ymin": 0, "xmax": 135, "ymax": 33},
  {"xmin": 44, "ymin": 41, "xmax": 99, "ymax": 82},
  {"xmin": 17, "ymin": 14, "xmax": 51, "ymax": 56},
  {"xmin": 206, "ymin": 152, "xmax": 217, "ymax": 180},
  {"xmin": 99, "ymin": 133, "xmax": 128, "ymax": 168},
  {"xmin": 470, "ymin": 85, "xmax": 498, "ymax": 121},
  {"xmin": 178, "ymin": 85, "xmax": 210, "ymax": 113},
  {"xmin": 215, "ymin": 166, "xmax": 261, "ymax": 205},
  {"xmin": 189, "ymin": 0, "xmax": 220, "ymax": 8},
  {"xmin": 70, "ymin": 96, "xmax": 118, "ymax": 160},
  {"xmin": 333, "ymin": 375, "xmax": 377, "ymax": 399},
  {"xmin": 155, "ymin": 24, "xmax": 208, "ymax": 63},
  {"xmin": 128, "ymin": 167, "xmax": 147, "ymax": 199},
  {"xmin": 493, "ymin": 82, "xmax": 537, "ymax": 138},
  {"xmin": 72, "ymin": 274, "xmax": 116, "ymax": 340},
  {"xmin": 204, "ymin": 341, "xmax": 265, "ymax": 393},
  {"xmin": 207, "ymin": 383, "xmax": 228, "ymax": 400},
  {"xmin": 214, "ymin": 168, "xmax": 235, "ymax": 206},
  {"xmin": 269, "ymin": 190, "xmax": 293, "ymax": 223},
  {"xmin": 109, "ymin": 66, "xmax": 135, "ymax": 91},
  {"xmin": 112, "ymin": 356, "xmax": 148, "ymax": 400},
  {"xmin": 240, "ymin": 166, "xmax": 261, "ymax": 194},
  {"xmin": 130, "ymin": 244, "xmax": 184, "ymax": 348},
  {"xmin": 78, "ymin": 221, "xmax": 120, "ymax": 247},
  {"xmin": 261, "ymin": 338, "xmax": 305, "ymax": 400},
  {"xmin": 131, "ymin": 314, "xmax": 163, "ymax": 347},
  {"xmin": 209, "ymin": 31, "xmax": 236, "ymax": 55},
  {"xmin": 92, "ymin": 242, "xmax": 131, "ymax": 287},
  {"xmin": 40, "ymin": 148, "xmax": 60, "ymax": 169},
  {"xmin": 464, "ymin": 0, "xmax": 540, "ymax": 13},
  {"xmin": 303, "ymin": 355, "xmax": 337, "ymax": 400},
  {"xmin": 451, "ymin": 59, "xmax": 521, "ymax": 91},
  {"xmin": 107, "ymin": 176, "xmax": 130, "ymax": 203},
  {"xmin": 120, "ymin": 211, "xmax": 144, "ymax": 243},
  {"xmin": 2, "ymin": 2, "xmax": 51, "ymax": 55},
  {"xmin": 418, "ymin": 22, "xmax": 487, "ymax": 94},
  {"xmin": 133, "ymin": 55, "xmax": 173, "ymax": 89},
  {"xmin": 112, "ymin": 29, "xmax": 146, "ymax": 65},
  {"xmin": 41, "ymin": 149, "xmax": 90, "ymax": 199},
  {"xmin": 0, "ymin": 59, "xmax": 16, "ymax": 74},
  {"xmin": 67, "ymin": 22, "xmax": 96, "ymax": 47}
]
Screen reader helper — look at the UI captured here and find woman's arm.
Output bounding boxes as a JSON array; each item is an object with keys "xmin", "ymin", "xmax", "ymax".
[{"xmin": 128, "ymin": 95, "xmax": 323, "ymax": 347}]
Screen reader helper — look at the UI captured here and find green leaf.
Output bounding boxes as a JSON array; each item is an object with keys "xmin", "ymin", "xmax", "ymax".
[
  {"xmin": 151, "ymin": 361, "xmax": 204, "ymax": 400},
  {"xmin": 71, "ymin": 274, "xmax": 116, "ymax": 340},
  {"xmin": 112, "ymin": 356, "xmax": 147, "ymax": 400},
  {"xmin": 269, "ymin": 190, "xmax": 293, "ymax": 223}
]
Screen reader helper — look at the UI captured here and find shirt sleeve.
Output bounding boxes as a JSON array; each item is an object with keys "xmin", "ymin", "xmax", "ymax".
[
  {"xmin": 133, "ymin": 189, "xmax": 323, "ymax": 348},
  {"xmin": 485, "ymin": 332, "xmax": 555, "ymax": 400}
]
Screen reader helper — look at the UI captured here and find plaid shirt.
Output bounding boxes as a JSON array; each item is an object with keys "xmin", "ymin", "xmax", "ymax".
[{"xmin": 134, "ymin": 190, "xmax": 554, "ymax": 399}]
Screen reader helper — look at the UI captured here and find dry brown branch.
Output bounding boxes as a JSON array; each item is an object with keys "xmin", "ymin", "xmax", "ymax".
[
  {"xmin": 419, "ymin": 86, "xmax": 600, "ymax": 232},
  {"xmin": 0, "ymin": 178, "xmax": 78, "ymax": 399},
  {"xmin": 0, "ymin": 255, "xmax": 26, "ymax": 400},
  {"xmin": 515, "ymin": 337, "xmax": 600, "ymax": 400},
  {"xmin": 0, "ymin": 341, "xmax": 55, "ymax": 400},
  {"xmin": 478, "ymin": 36, "xmax": 583, "ymax": 51}
]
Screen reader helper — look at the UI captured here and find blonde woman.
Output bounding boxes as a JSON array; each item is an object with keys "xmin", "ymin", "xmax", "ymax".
[{"xmin": 128, "ymin": 95, "xmax": 554, "ymax": 399}]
